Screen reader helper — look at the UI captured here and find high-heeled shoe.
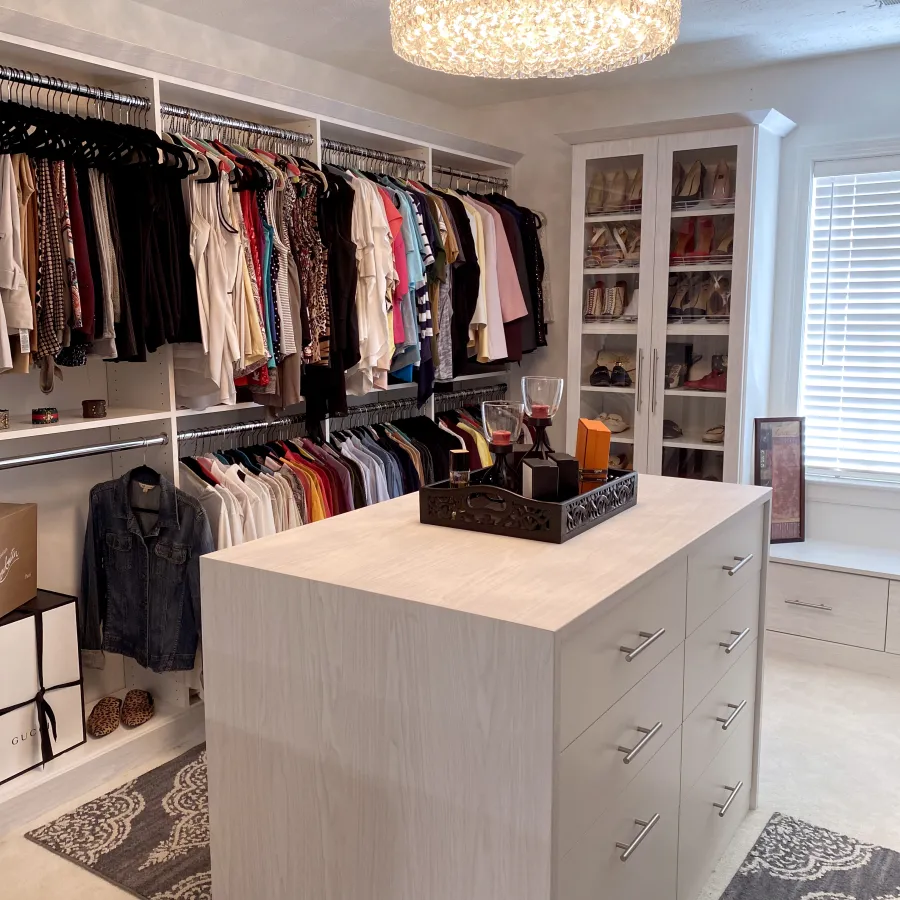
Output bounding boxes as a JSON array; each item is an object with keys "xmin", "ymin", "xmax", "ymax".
[
  {"xmin": 682, "ymin": 279, "xmax": 715, "ymax": 319},
  {"xmin": 687, "ymin": 217, "xmax": 715, "ymax": 258},
  {"xmin": 586, "ymin": 171, "xmax": 606, "ymax": 215},
  {"xmin": 672, "ymin": 161, "xmax": 684, "ymax": 198},
  {"xmin": 668, "ymin": 278, "xmax": 690, "ymax": 320},
  {"xmin": 716, "ymin": 227, "xmax": 734, "ymax": 256},
  {"xmin": 606, "ymin": 169, "xmax": 629, "ymax": 210},
  {"xmin": 585, "ymin": 224, "xmax": 613, "ymax": 267},
  {"xmin": 710, "ymin": 160, "xmax": 732, "ymax": 207},
  {"xmin": 621, "ymin": 285, "xmax": 639, "ymax": 321},
  {"xmin": 604, "ymin": 280, "xmax": 627, "ymax": 318},
  {"xmin": 678, "ymin": 160, "xmax": 705, "ymax": 203},
  {"xmin": 707, "ymin": 276, "xmax": 731, "ymax": 319},
  {"xmin": 584, "ymin": 285, "xmax": 604, "ymax": 320},
  {"xmin": 627, "ymin": 167, "xmax": 643, "ymax": 208},
  {"xmin": 671, "ymin": 218, "xmax": 695, "ymax": 260},
  {"xmin": 624, "ymin": 226, "xmax": 641, "ymax": 263}
]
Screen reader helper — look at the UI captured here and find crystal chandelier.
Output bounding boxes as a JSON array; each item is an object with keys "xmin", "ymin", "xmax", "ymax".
[{"xmin": 390, "ymin": 0, "xmax": 682, "ymax": 79}]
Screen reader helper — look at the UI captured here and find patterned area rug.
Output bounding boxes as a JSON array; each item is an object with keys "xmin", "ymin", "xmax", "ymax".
[
  {"xmin": 26, "ymin": 744, "xmax": 209, "ymax": 900},
  {"xmin": 723, "ymin": 813, "xmax": 900, "ymax": 900}
]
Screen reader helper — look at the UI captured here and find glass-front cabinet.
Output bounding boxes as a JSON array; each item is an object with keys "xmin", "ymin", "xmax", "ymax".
[{"xmin": 568, "ymin": 118, "xmax": 790, "ymax": 483}]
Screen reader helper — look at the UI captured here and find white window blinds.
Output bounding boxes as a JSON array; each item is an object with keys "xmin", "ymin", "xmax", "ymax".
[{"xmin": 800, "ymin": 165, "xmax": 900, "ymax": 482}]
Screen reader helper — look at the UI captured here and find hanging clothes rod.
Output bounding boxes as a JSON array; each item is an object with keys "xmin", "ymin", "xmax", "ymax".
[
  {"xmin": 321, "ymin": 138, "xmax": 426, "ymax": 170},
  {"xmin": 0, "ymin": 434, "xmax": 169, "ymax": 471},
  {"xmin": 0, "ymin": 65, "xmax": 150, "ymax": 109},
  {"xmin": 433, "ymin": 382, "xmax": 508, "ymax": 413},
  {"xmin": 177, "ymin": 413, "xmax": 307, "ymax": 444},
  {"xmin": 160, "ymin": 103, "xmax": 314, "ymax": 146},
  {"xmin": 432, "ymin": 164, "xmax": 509, "ymax": 190}
]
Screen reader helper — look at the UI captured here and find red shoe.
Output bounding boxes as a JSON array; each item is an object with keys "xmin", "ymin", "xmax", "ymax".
[
  {"xmin": 686, "ymin": 217, "xmax": 715, "ymax": 258},
  {"xmin": 671, "ymin": 218, "xmax": 694, "ymax": 261},
  {"xmin": 683, "ymin": 369, "xmax": 727, "ymax": 392}
]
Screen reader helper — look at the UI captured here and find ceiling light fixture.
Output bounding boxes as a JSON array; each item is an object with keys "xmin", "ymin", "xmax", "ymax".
[{"xmin": 390, "ymin": 0, "xmax": 682, "ymax": 79}]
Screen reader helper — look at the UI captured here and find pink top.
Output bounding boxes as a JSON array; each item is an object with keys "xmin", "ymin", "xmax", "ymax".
[{"xmin": 377, "ymin": 186, "xmax": 407, "ymax": 345}]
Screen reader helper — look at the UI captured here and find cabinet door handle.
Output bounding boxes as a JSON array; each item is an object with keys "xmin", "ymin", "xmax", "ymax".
[
  {"xmin": 719, "ymin": 627, "xmax": 750, "ymax": 654},
  {"xmin": 616, "ymin": 813, "xmax": 661, "ymax": 861},
  {"xmin": 651, "ymin": 349, "xmax": 659, "ymax": 413},
  {"xmin": 618, "ymin": 721, "xmax": 663, "ymax": 764},
  {"xmin": 636, "ymin": 349, "xmax": 644, "ymax": 413},
  {"xmin": 716, "ymin": 700, "xmax": 747, "ymax": 731},
  {"xmin": 620, "ymin": 627, "xmax": 666, "ymax": 662},
  {"xmin": 785, "ymin": 599, "xmax": 833, "ymax": 612},
  {"xmin": 713, "ymin": 781, "xmax": 744, "ymax": 818},
  {"xmin": 722, "ymin": 554, "xmax": 754, "ymax": 576}
]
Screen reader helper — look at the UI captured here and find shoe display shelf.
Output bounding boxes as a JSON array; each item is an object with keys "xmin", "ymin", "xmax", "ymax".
[{"xmin": 567, "ymin": 113, "xmax": 795, "ymax": 483}]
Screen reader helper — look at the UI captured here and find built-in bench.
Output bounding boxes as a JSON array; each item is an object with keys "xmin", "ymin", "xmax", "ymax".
[{"xmin": 767, "ymin": 540, "xmax": 900, "ymax": 675}]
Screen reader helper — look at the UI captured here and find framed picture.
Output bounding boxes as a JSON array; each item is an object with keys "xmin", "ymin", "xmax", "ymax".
[{"xmin": 754, "ymin": 417, "xmax": 805, "ymax": 543}]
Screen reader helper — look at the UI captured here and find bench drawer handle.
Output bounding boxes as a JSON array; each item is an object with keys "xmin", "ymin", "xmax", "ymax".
[
  {"xmin": 785, "ymin": 599, "xmax": 833, "ymax": 612},
  {"xmin": 723, "ymin": 554, "xmax": 754, "ymax": 576},
  {"xmin": 618, "ymin": 721, "xmax": 663, "ymax": 764},
  {"xmin": 616, "ymin": 813, "xmax": 661, "ymax": 861},
  {"xmin": 719, "ymin": 627, "xmax": 750, "ymax": 654},
  {"xmin": 713, "ymin": 781, "xmax": 744, "ymax": 818},
  {"xmin": 620, "ymin": 628, "xmax": 666, "ymax": 662},
  {"xmin": 716, "ymin": 700, "xmax": 747, "ymax": 731}
]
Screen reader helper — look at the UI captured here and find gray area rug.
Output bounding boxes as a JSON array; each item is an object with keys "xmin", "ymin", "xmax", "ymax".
[
  {"xmin": 26, "ymin": 744, "xmax": 209, "ymax": 900},
  {"xmin": 723, "ymin": 812, "xmax": 900, "ymax": 900}
]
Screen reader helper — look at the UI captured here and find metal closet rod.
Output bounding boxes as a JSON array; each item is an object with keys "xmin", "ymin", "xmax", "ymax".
[
  {"xmin": 160, "ymin": 103, "xmax": 314, "ymax": 145},
  {"xmin": 432, "ymin": 164, "xmax": 509, "ymax": 189},
  {"xmin": 0, "ymin": 65, "xmax": 150, "ymax": 109},
  {"xmin": 321, "ymin": 138, "xmax": 426, "ymax": 170},
  {"xmin": 0, "ymin": 434, "xmax": 169, "ymax": 471},
  {"xmin": 177, "ymin": 413, "xmax": 307, "ymax": 444},
  {"xmin": 434, "ymin": 382, "xmax": 508, "ymax": 412}
]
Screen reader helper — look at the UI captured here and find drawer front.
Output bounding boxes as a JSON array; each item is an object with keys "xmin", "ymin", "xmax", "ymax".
[
  {"xmin": 560, "ymin": 559, "xmax": 687, "ymax": 749},
  {"xmin": 682, "ymin": 639, "xmax": 757, "ymax": 791},
  {"xmin": 683, "ymin": 574, "xmax": 760, "ymax": 718},
  {"xmin": 558, "ymin": 645, "xmax": 684, "ymax": 857},
  {"xmin": 767, "ymin": 563, "xmax": 888, "ymax": 651},
  {"xmin": 687, "ymin": 506, "xmax": 763, "ymax": 634},
  {"xmin": 559, "ymin": 729, "xmax": 681, "ymax": 900},
  {"xmin": 678, "ymin": 712, "xmax": 754, "ymax": 900},
  {"xmin": 887, "ymin": 582, "xmax": 900, "ymax": 656}
]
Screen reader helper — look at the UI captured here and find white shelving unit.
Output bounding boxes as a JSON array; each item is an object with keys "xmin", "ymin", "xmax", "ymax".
[
  {"xmin": 0, "ymin": 30, "xmax": 520, "ymax": 834},
  {"xmin": 567, "ymin": 112, "xmax": 795, "ymax": 483}
]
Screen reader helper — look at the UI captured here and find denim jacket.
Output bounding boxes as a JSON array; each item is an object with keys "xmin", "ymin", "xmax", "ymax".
[{"xmin": 79, "ymin": 471, "xmax": 214, "ymax": 673}]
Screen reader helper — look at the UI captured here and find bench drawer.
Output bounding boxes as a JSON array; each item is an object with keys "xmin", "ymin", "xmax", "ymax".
[
  {"xmin": 767, "ymin": 563, "xmax": 888, "ymax": 651},
  {"xmin": 559, "ymin": 559, "xmax": 687, "ymax": 749}
]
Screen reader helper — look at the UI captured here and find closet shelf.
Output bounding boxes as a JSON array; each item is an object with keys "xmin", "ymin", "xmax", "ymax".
[
  {"xmin": 583, "ymin": 321, "xmax": 639, "ymax": 335},
  {"xmin": 662, "ymin": 432, "xmax": 726, "ymax": 452},
  {"xmin": 610, "ymin": 429, "xmax": 635, "ymax": 445},
  {"xmin": 583, "ymin": 266, "xmax": 641, "ymax": 276},
  {"xmin": 670, "ymin": 263, "xmax": 733, "ymax": 273},
  {"xmin": 667, "ymin": 322, "xmax": 730, "ymax": 336},
  {"xmin": 581, "ymin": 385, "xmax": 636, "ymax": 395},
  {"xmin": 670, "ymin": 203, "xmax": 736, "ymax": 219},
  {"xmin": 175, "ymin": 402, "xmax": 267, "ymax": 418},
  {"xmin": 436, "ymin": 370, "xmax": 510, "ymax": 384},
  {"xmin": 585, "ymin": 212, "xmax": 642, "ymax": 224},
  {"xmin": 0, "ymin": 408, "xmax": 171, "ymax": 442},
  {"xmin": 665, "ymin": 389, "xmax": 728, "ymax": 399}
]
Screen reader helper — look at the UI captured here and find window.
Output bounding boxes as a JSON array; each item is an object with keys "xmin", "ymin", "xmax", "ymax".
[{"xmin": 800, "ymin": 159, "xmax": 900, "ymax": 482}]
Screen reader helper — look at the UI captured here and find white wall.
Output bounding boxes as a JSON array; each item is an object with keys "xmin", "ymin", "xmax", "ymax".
[{"xmin": 466, "ymin": 46, "xmax": 900, "ymax": 549}]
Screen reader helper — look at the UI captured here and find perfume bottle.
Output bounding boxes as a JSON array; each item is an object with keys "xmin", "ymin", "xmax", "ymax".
[
  {"xmin": 479, "ymin": 401, "xmax": 525, "ymax": 493},
  {"xmin": 521, "ymin": 376, "xmax": 564, "ymax": 463},
  {"xmin": 449, "ymin": 449, "xmax": 470, "ymax": 487}
]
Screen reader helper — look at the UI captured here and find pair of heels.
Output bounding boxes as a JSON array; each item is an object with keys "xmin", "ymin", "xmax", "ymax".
[
  {"xmin": 673, "ymin": 159, "xmax": 733, "ymax": 206},
  {"xmin": 587, "ymin": 167, "xmax": 643, "ymax": 214},
  {"xmin": 668, "ymin": 275, "xmax": 731, "ymax": 320},
  {"xmin": 585, "ymin": 223, "xmax": 642, "ymax": 267},
  {"xmin": 585, "ymin": 282, "xmax": 640, "ymax": 321},
  {"xmin": 671, "ymin": 217, "xmax": 734, "ymax": 261}
]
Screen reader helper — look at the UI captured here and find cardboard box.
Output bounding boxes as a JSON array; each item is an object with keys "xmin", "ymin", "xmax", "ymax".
[
  {"xmin": 576, "ymin": 418, "xmax": 611, "ymax": 490},
  {"xmin": 0, "ymin": 503, "xmax": 37, "ymax": 619},
  {"xmin": 0, "ymin": 590, "xmax": 85, "ymax": 787}
]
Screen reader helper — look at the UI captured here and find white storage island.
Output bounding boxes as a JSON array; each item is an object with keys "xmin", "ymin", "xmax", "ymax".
[{"xmin": 200, "ymin": 475, "xmax": 771, "ymax": 900}]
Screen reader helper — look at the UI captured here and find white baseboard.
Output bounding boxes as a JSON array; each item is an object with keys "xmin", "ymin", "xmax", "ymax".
[
  {"xmin": 0, "ymin": 699, "xmax": 205, "ymax": 836},
  {"xmin": 767, "ymin": 630, "xmax": 900, "ymax": 679}
]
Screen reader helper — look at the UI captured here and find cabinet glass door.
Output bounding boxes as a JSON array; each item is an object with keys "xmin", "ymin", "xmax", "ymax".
[
  {"xmin": 651, "ymin": 131, "xmax": 749, "ymax": 482},
  {"xmin": 572, "ymin": 140, "xmax": 657, "ymax": 472}
]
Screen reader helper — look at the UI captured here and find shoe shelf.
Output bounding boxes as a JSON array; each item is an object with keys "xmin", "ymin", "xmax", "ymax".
[
  {"xmin": 581, "ymin": 384, "xmax": 636, "ymax": 395},
  {"xmin": 670, "ymin": 202, "xmax": 736, "ymax": 218},
  {"xmin": 585, "ymin": 212, "xmax": 642, "ymax": 224},
  {"xmin": 582, "ymin": 321, "xmax": 639, "ymax": 335},
  {"xmin": 610, "ymin": 429, "xmax": 635, "ymax": 445},
  {"xmin": 584, "ymin": 266, "xmax": 642, "ymax": 276},
  {"xmin": 667, "ymin": 322, "xmax": 730, "ymax": 336},
  {"xmin": 669, "ymin": 263, "xmax": 733, "ymax": 273},
  {"xmin": 662, "ymin": 431, "xmax": 726, "ymax": 452},
  {"xmin": 665, "ymin": 388, "xmax": 728, "ymax": 399}
]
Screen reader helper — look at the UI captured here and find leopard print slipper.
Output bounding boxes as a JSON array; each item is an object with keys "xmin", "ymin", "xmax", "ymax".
[
  {"xmin": 121, "ymin": 690, "xmax": 154, "ymax": 728},
  {"xmin": 86, "ymin": 696, "xmax": 122, "ymax": 738}
]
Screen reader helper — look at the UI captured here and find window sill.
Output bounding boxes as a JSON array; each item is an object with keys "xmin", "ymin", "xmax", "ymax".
[{"xmin": 806, "ymin": 475, "xmax": 900, "ymax": 511}]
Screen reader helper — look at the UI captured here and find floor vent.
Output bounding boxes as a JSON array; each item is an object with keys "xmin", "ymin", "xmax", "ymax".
[{"xmin": 880, "ymin": 0, "xmax": 900, "ymax": 7}]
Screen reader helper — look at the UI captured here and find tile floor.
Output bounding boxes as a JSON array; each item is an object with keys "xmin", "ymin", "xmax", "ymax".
[{"xmin": 3, "ymin": 649, "xmax": 900, "ymax": 899}]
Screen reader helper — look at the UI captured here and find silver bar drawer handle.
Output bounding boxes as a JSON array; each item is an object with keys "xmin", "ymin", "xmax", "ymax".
[
  {"xmin": 713, "ymin": 781, "xmax": 744, "ymax": 818},
  {"xmin": 785, "ymin": 599, "xmax": 834, "ymax": 612},
  {"xmin": 719, "ymin": 627, "xmax": 750, "ymax": 654},
  {"xmin": 723, "ymin": 554, "xmax": 754, "ymax": 576},
  {"xmin": 620, "ymin": 628, "xmax": 666, "ymax": 663},
  {"xmin": 616, "ymin": 813, "xmax": 661, "ymax": 862},
  {"xmin": 618, "ymin": 721, "xmax": 663, "ymax": 764},
  {"xmin": 716, "ymin": 700, "xmax": 747, "ymax": 731}
]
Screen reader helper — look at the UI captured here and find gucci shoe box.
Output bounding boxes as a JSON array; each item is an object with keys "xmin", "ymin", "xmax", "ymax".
[
  {"xmin": 0, "ymin": 590, "xmax": 85, "ymax": 787},
  {"xmin": 0, "ymin": 502, "xmax": 38, "ymax": 619}
]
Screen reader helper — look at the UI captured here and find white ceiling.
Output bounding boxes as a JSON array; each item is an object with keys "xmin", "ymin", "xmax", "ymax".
[{"xmin": 134, "ymin": 0, "xmax": 900, "ymax": 107}]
